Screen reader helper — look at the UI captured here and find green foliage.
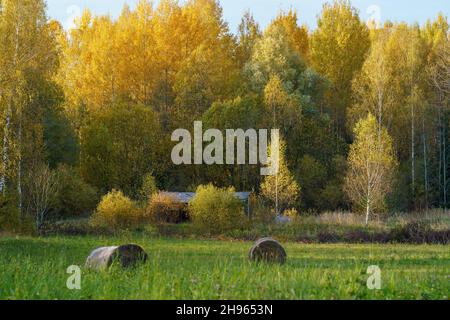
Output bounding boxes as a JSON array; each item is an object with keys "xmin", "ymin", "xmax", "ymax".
[
  {"xmin": 44, "ymin": 107, "xmax": 79, "ymax": 168},
  {"xmin": 189, "ymin": 184, "xmax": 247, "ymax": 234},
  {"xmin": 80, "ymin": 103, "xmax": 165, "ymax": 197},
  {"xmin": 296, "ymin": 155, "xmax": 327, "ymax": 210},
  {"xmin": 53, "ymin": 165, "xmax": 98, "ymax": 218},
  {"xmin": 203, "ymin": 95, "xmax": 262, "ymax": 130},
  {"xmin": 201, "ymin": 95, "xmax": 263, "ymax": 189},
  {"xmin": 0, "ymin": 194, "xmax": 20, "ymax": 232},
  {"xmin": 321, "ymin": 181, "xmax": 346, "ymax": 211},
  {"xmin": 90, "ymin": 190, "xmax": 142, "ymax": 230},
  {"xmin": 245, "ymin": 23, "xmax": 306, "ymax": 94},
  {"xmin": 138, "ymin": 173, "xmax": 159, "ymax": 203}
]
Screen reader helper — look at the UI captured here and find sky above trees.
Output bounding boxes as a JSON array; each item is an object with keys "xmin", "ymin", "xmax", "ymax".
[{"xmin": 47, "ymin": 0, "xmax": 450, "ymax": 32}]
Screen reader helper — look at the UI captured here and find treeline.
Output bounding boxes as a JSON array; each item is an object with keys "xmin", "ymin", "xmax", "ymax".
[{"xmin": 0, "ymin": 0, "xmax": 449, "ymax": 230}]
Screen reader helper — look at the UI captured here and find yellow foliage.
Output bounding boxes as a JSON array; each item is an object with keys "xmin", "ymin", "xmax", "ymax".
[
  {"xmin": 260, "ymin": 139, "xmax": 300, "ymax": 214},
  {"xmin": 57, "ymin": 0, "xmax": 239, "ymax": 121},
  {"xmin": 271, "ymin": 9, "xmax": 310, "ymax": 62},
  {"xmin": 91, "ymin": 190, "xmax": 142, "ymax": 229},
  {"xmin": 189, "ymin": 184, "xmax": 246, "ymax": 233},
  {"xmin": 345, "ymin": 114, "xmax": 397, "ymax": 218},
  {"xmin": 284, "ymin": 208, "xmax": 299, "ymax": 220}
]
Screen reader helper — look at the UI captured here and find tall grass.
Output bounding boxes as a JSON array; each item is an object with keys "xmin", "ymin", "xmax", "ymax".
[{"xmin": 307, "ymin": 210, "xmax": 450, "ymax": 229}]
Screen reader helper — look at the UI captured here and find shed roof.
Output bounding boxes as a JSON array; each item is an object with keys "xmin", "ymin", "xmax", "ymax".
[{"xmin": 162, "ymin": 192, "xmax": 251, "ymax": 204}]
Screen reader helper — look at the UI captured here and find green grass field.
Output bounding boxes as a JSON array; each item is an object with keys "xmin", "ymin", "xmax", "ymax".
[{"xmin": 0, "ymin": 235, "xmax": 449, "ymax": 300}]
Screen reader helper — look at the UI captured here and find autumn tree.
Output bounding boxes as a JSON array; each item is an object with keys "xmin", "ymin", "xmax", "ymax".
[
  {"xmin": 351, "ymin": 23, "xmax": 429, "ymax": 210},
  {"xmin": 236, "ymin": 11, "xmax": 261, "ymax": 68},
  {"xmin": 345, "ymin": 114, "xmax": 397, "ymax": 225},
  {"xmin": 245, "ymin": 22, "xmax": 326, "ymax": 114},
  {"xmin": 164, "ymin": 0, "xmax": 240, "ymax": 129},
  {"xmin": 270, "ymin": 9, "xmax": 310, "ymax": 62},
  {"xmin": 0, "ymin": 0, "xmax": 59, "ymax": 222},
  {"xmin": 311, "ymin": 0, "xmax": 370, "ymax": 138},
  {"xmin": 263, "ymin": 75, "xmax": 301, "ymax": 133},
  {"xmin": 0, "ymin": 0, "xmax": 444, "ymax": 219},
  {"xmin": 25, "ymin": 164, "xmax": 59, "ymax": 231},
  {"xmin": 245, "ymin": 23, "xmax": 307, "ymax": 94},
  {"xmin": 261, "ymin": 139, "xmax": 300, "ymax": 215},
  {"xmin": 350, "ymin": 30, "xmax": 394, "ymax": 132}
]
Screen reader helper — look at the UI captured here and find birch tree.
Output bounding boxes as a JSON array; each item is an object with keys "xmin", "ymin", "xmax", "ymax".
[
  {"xmin": 261, "ymin": 139, "xmax": 300, "ymax": 215},
  {"xmin": 0, "ymin": 0, "xmax": 57, "ymax": 215},
  {"xmin": 345, "ymin": 114, "xmax": 397, "ymax": 225},
  {"xmin": 311, "ymin": 0, "xmax": 370, "ymax": 138},
  {"xmin": 26, "ymin": 164, "xmax": 58, "ymax": 231}
]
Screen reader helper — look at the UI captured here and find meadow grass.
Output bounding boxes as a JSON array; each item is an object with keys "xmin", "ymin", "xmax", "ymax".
[{"xmin": 0, "ymin": 235, "xmax": 449, "ymax": 300}]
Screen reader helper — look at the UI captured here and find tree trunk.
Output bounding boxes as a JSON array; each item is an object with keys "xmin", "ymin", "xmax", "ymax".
[
  {"xmin": 366, "ymin": 180, "xmax": 371, "ymax": 226},
  {"xmin": 1, "ymin": 20, "xmax": 20, "ymax": 196},
  {"xmin": 365, "ymin": 197, "xmax": 370, "ymax": 226},
  {"xmin": 444, "ymin": 123, "xmax": 447, "ymax": 207},
  {"xmin": 275, "ymin": 171, "xmax": 279, "ymax": 215},
  {"xmin": 411, "ymin": 101, "xmax": 415, "ymax": 203},
  {"xmin": 438, "ymin": 106, "xmax": 443, "ymax": 207},
  {"xmin": 17, "ymin": 118, "xmax": 22, "ymax": 218},
  {"xmin": 422, "ymin": 116, "xmax": 428, "ymax": 210},
  {"xmin": 0, "ymin": 98, "xmax": 11, "ymax": 194}
]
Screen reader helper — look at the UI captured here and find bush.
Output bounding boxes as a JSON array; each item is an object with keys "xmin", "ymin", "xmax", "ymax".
[
  {"xmin": 40, "ymin": 219, "xmax": 112, "ymax": 236},
  {"xmin": 284, "ymin": 208, "xmax": 299, "ymax": 221},
  {"xmin": 189, "ymin": 184, "xmax": 247, "ymax": 234},
  {"xmin": 91, "ymin": 190, "xmax": 142, "ymax": 230},
  {"xmin": 390, "ymin": 221, "xmax": 432, "ymax": 244},
  {"xmin": 53, "ymin": 165, "xmax": 98, "ymax": 218},
  {"xmin": 145, "ymin": 192, "xmax": 184, "ymax": 224}
]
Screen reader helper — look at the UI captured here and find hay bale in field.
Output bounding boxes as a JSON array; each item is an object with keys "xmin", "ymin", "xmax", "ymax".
[
  {"xmin": 249, "ymin": 238, "xmax": 287, "ymax": 264},
  {"xmin": 85, "ymin": 244, "xmax": 148, "ymax": 270}
]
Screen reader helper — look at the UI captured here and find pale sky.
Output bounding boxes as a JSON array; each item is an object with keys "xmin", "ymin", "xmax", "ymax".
[{"xmin": 46, "ymin": 0, "xmax": 450, "ymax": 32}]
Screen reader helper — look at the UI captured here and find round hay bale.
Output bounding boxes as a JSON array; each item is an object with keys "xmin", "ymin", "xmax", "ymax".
[
  {"xmin": 86, "ymin": 244, "xmax": 148, "ymax": 270},
  {"xmin": 249, "ymin": 238, "xmax": 287, "ymax": 264}
]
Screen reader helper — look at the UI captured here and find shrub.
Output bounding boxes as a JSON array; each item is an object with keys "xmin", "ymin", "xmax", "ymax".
[
  {"xmin": 40, "ymin": 219, "xmax": 112, "ymax": 236},
  {"xmin": 145, "ymin": 192, "xmax": 184, "ymax": 224},
  {"xmin": 53, "ymin": 165, "xmax": 98, "ymax": 218},
  {"xmin": 390, "ymin": 221, "xmax": 432, "ymax": 243},
  {"xmin": 284, "ymin": 208, "xmax": 299, "ymax": 221},
  {"xmin": 91, "ymin": 190, "xmax": 142, "ymax": 230},
  {"xmin": 317, "ymin": 231, "xmax": 340, "ymax": 243},
  {"xmin": 189, "ymin": 184, "xmax": 246, "ymax": 234}
]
